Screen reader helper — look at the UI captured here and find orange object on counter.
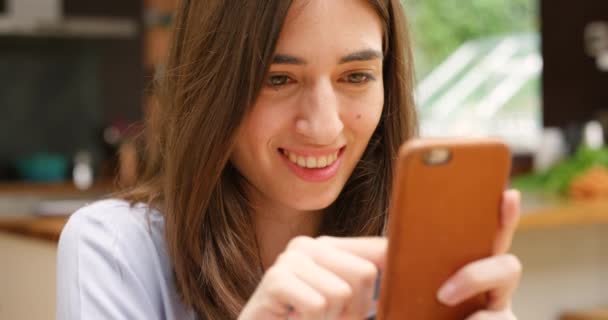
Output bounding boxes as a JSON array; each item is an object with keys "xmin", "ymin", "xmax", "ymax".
[{"xmin": 569, "ymin": 166, "xmax": 608, "ymax": 200}]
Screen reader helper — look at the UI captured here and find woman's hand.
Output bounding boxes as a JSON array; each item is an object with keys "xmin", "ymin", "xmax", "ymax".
[
  {"xmin": 240, "ymin": 190, "xmax": 522, "ymax": 320},
  {"xmin": 437, "ymin": 190, "xmax": 523, "ymax": 319},
  {"xmin": 239, "ymin": 236, "xmax": 386, "ymax": 320}
]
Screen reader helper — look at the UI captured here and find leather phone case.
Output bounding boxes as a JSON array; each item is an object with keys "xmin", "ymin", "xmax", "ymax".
[{"xmin": 376, "ymin": 138, "xmax": 512, "ymax": 319}]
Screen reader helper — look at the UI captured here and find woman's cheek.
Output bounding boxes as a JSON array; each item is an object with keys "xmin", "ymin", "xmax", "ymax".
[{"xmin": 347, "ymin": 94, "xmax": 383, "ymax": 133}]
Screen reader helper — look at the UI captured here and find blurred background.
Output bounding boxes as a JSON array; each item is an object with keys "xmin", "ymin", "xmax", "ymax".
[{"xmin": 0, "ymin": 0, "xmax": 607, "ymax": 319}]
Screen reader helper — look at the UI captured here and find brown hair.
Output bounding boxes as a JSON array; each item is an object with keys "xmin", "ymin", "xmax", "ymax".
[{"xmin": 123, "ymin": 0, "xmax": 417, "ymax": 318}]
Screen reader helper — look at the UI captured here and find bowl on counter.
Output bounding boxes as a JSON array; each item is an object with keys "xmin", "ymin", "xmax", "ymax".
[{"xmin": 14, "ymin": 153, "xmax": 69, "ymax": 182}]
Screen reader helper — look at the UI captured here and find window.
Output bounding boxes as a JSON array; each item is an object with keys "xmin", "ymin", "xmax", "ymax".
[{"xmin": 404, "ymin": 0, "xmax": 540, "ymax": 153}]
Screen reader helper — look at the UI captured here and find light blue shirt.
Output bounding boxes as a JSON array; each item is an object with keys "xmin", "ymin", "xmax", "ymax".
[{"xmin": 56, "ymin": 199, "xmax": 196, "ymax": 320}]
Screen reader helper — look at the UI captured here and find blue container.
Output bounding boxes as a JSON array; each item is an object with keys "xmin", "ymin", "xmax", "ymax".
[{"xmin": 15, "ymin": 153, "xmax": 69, "ymax": 182}]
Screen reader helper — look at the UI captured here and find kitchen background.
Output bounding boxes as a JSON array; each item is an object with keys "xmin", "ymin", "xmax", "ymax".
[
  {"xmin": 0, "ymin": 0, "xmax": 607, "ymax": 319},
  {"xmin": 0, "ymin": 0, "xmax": 145, "ymax": 185}
]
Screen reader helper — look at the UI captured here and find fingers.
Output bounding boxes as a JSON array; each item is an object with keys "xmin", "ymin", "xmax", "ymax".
[
  {"xmin": 286, "ymin": 236, "xmax": 380, "ymax": 317},
  {"xmin": 437, "ymin": 254, "xmax": 522, "ymax": 310},
  {"xmin": 277, "ymin": 251, "xmax": 351, "ymax": 319},
  {"xmin": 262, "ymin": 266, "xmax": 328, "ymax": 320},
  {"xmin": 317, "ymin": 236, "xmax": 388, "ymax": 269},
  {"xmin": 494, "ymin": 190, "xmax": 521, "ymax": 254},
  {"xmin": 465, "ymin": 309, "xmax": 518, "ymax": 320},
  {"xmin": 436, "ymin": 190, "xmax": 522, "ymax": 317}
]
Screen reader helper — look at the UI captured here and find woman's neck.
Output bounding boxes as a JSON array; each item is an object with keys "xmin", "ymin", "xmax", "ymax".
[{"xmin": 252, "ymin": 199, "xmax": 323, "ymax": 270}]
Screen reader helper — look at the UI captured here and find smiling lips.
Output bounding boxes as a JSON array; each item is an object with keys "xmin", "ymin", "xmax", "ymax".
[{"xmin": 279, "ymin": 147, "xmax": 345, "ymax": 182}]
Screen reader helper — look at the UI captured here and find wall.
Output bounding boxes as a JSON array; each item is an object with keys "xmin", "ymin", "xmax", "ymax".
[{"xmin": 512, "ymin": 225, "xmax": 608, "ymax": 319}]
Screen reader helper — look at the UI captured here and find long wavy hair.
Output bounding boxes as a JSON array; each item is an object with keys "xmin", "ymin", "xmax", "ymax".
[{"xmin": 122, "ymin": 0, "xmax": 417, "ymax": 318}]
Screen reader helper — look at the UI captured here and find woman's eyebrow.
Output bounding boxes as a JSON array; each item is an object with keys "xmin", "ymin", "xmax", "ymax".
[
  {"xmin": 272, "ymin": 54, "xmax": 306, "ymax": 65},
  {"xmin": 339, "ymin": 49, "xmax": 383, "ymax": 64},
  {"xmin": 271, "ymin": 49, "xmax": 383, "ymax": 65}
]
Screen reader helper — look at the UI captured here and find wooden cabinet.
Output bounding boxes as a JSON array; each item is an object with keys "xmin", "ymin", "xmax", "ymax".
[
  {"xmin": 561, "ymin": 309, "xmax": 608, "ymax": 320},
  {"xmin": 0, "ymin": 233, "xmax": 57, "ymax": 320}
]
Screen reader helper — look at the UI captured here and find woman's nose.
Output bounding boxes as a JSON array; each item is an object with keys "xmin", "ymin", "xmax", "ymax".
[{"xmin": 295, "ymin": 79, "xmax": 344, "ymax": 144}]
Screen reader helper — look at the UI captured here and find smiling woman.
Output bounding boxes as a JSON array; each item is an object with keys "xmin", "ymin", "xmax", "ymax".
[
  {"xmin": 55, "ymin": 1, "xmax": 521, "ymax": 319},
  {"xmin": 147, "ymin": 1, "xmax": 414, "ymax": 317}
]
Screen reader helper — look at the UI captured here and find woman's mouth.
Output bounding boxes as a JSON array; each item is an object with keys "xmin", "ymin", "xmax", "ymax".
[
  {"xmin": 278, "ymin": 147, "xmax": 345, "ymax": 182},
  {"xmin": 282, "ymin": 149, "xmax": 340, "ymax": 168}
]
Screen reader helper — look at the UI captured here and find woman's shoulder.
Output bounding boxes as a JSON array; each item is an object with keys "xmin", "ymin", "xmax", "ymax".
[
  {"xmin": 59, "ymin": 198, "xmax": 169, "ymax": 274},
  {"xmin": 64, "ymin": 198, "xmax": 162, "ymax": 233},
  {"xmin": 57, "ymin": 199, "xmax": 194, "ymax": 319}
]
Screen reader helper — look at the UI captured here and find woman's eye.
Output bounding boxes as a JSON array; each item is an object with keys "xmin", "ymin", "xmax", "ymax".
[
  {"xmin": 266, "ymin": 75, "xmax": 291, "ymax": 88},
  {"xmin": 345, "ymin": 72, "xmax": 374, "ymax": 84}
]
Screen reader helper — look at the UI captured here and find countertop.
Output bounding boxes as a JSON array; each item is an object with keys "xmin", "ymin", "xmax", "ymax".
[
  {"xmin": 0, "ymin": 181, "xmax": 115, "ymax": 242},
  {"xmin": 1, "ymin": 184, "xmax": 608, "ymax": 242},
  {"xmin": 561, "ymin": 307, "xmax": 608, "ymax": 320}
]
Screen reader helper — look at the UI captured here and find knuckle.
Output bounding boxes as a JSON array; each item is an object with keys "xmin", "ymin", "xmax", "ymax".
[
  {"xmin": 277, "ymin": 250, "xmax": 315, "ymax": 269},
  {"xmin": 277, "ymin": 250, "xmax": 298, "ymax": 264},
  {"xmin": 302, "ymin": 252, "xmax": 317, "ymax": 266},
  {"xmin": 307, "ymin": 295, "xmax": 328, "ymax": 313},
  {"xmin": 263, "ymin": 266, "xmax": 284, "ymax": 283},
  {"xmin": 287, "ymin": 236, "xmax": 314, "ymax": 251},
  {"xmin": 329, "ymin": 282, "xmax": 353, "ymax": 302},
  {"xmin": 262, "ymin": 267, "xmax": 287, "ymax": 294}
]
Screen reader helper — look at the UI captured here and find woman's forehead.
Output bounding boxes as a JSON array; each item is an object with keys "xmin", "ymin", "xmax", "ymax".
[{"xmin": 274, "ymin": 0, "xmax": 384, "ymax": 59}]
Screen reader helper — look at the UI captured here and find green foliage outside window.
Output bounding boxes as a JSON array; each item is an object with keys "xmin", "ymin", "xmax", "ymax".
[{"xmin": 402, "ymin": 0, "xmax": 538, "ymax": 77}]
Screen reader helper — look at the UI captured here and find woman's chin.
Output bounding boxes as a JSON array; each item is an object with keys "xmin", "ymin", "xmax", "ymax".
[{"xmin": 287, "ymin": 191, "xmax": 341, "ymax": 212}]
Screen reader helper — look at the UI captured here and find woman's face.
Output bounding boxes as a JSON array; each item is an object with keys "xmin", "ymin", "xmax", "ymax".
[{"xmin": 231, "ymin": 0, "xmax": 384, "ymax": 211}]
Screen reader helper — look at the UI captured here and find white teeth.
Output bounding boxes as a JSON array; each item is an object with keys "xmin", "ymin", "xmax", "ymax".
[
  {"xmin": 306, "ymin": 157, "xmax": 317, "ymax": 168},
  {"xmin": 283, "ymin": 150, "xmax": 340, "ymax": 169},
  {"xmin": 328, "ymin": 152, "xmax": 337, "ymax": 163},
  {"xmin": 288, "ymin": 152, "xmax": 297, "ymax": 163},
  {"xmin": 317, "ymin": 156, "xmax": 327, "ymax": 167},
  {"xmin": 297, "ymin": 156, "xmax": 306, "ymax": 167}
]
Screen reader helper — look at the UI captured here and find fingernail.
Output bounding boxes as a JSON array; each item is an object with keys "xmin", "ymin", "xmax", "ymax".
[{"xmin": 437, "ymin": 282, "xmax": 458, "ymax": 305}]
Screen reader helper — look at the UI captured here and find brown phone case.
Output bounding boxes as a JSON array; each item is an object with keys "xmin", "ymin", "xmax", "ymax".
[{"xmin": 376, "ymin": 138, "xmax": 512, "ymax": 320}]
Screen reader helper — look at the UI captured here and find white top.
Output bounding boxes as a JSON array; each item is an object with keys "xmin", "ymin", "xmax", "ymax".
[{"xmin": 56, "ymin": 199, "xmax": 196, "ymax": 320}]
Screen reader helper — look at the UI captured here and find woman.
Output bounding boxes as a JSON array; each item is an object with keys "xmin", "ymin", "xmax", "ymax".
[{"xmin": 57, "ymin": 0, "xmax": 522, "ymax": 319}]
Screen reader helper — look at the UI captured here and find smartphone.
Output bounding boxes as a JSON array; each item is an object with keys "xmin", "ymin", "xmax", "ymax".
[{"xmin": 375, "ymin": 138, "xmax": 512, "ymax": 319}]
